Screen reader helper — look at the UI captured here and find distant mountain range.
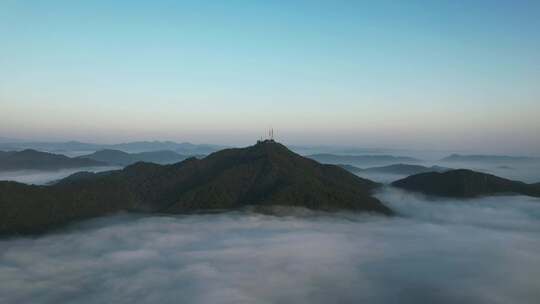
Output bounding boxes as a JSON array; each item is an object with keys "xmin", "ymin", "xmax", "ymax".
[
  {"xmin": 392, "ymin": 169, "xmax": 540, "ymax": 198},
  {"xmin": 0, "ymin": 141, "xmax": 392, "ymax": 235},
  {"xmin": 339, "ymin": 163, "xmax": 451, "ymax": 175},
  {"xmin": 307, "ymin": 154, "xmax": 420, "ymax": 166},
  {"xmin": 0, "ymin": 140, "xmax": 225, "ymax": 154},
  {"xmin": 78, "ymin": 149, "xmax": 202, "ymax": 166},
  {"xmin": 0, "ymin": 149, "xmax": 106, "ymax": 171},
  {"xmin": 440, "ymin": 154, "xmax": 540, "ymax": 163},
  {"xmin": 3, "ymin": 141, "xmax": 540, "ymax": 236},
  {"xmin": 0, "ymin": 149, "xmax": 202, "ymax": 171}
]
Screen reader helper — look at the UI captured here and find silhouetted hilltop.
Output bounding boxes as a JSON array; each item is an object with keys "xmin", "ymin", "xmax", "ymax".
[
  {"xmin": 339, "ymin": 163, "xmax": 450, "ymax": 175},
  {"xmin": 0, "ymin": 141, "xmax": 392, "ymax": 235},
  {"xmin": 78, "ymin": 149, "xmax": 196, "ymax": 166},
  {"xmin": 134, "ymin": 150, "xmax": 202, "ymax": 164},
  {"xmin": 533, "ymin": 183, "xmax": 540, "ymax": 195},
  {"xmin": 0, "ymin": 149, "xmax": 106, "ymax": 171},
  {"xmin": 53, "ymin": 170, "xmax": 116, "ymax": 185},
  {"xmin": 441, "ymin": 154, "xmax": 540, "ymax": 163},
  {"xmin": 108, "ymin": 141, "xmax": 223, "ymax": 154},
  {"xmin": 78, "ymin": 149, "xmax": 134, "ymax": 165},
  {"xmin": 308, "ymin": 154, "xmax": 420, "ymax": 166},
  {"xmin": 337, "ymin": 164, "xmax": 363, "ymax": 173},
  {"xmin": 392, "ymin": 169, "xmax": 540, "ymax": 198},
  {"xmin": 366, "ymin": 164, "xmax": 450, "ymax": 175}
]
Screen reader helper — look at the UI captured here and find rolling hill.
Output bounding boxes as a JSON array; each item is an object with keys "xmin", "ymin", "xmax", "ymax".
[
  {"xmin": 0, "ymin": 149, "xmax": 106, "ymax": 171},
  {"xmin": 392, "ymin": 169, "xmax": 540, "ymax": 198},
  {"xmin": 78, "ymin": 149, "xmax": 198, "ymax": 166},
  {"xmin": 307, "ymin": 154, "xmax": 420, "ymax": 166}
]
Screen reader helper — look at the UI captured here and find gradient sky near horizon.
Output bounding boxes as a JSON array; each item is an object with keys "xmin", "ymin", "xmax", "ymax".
[{"xmin": 1, "ymin": 1, "xmax": 539, "ymax": 154}]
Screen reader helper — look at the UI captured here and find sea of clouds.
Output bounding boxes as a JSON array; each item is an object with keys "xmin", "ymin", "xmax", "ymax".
[{"xmin": 1, "ymin": 187, "xmax": 539, "ymax": 304}]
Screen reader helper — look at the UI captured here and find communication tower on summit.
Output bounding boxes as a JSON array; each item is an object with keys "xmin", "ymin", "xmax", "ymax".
[{"xmin": 257, "ymin": 128, "xmax": 275, "ymax": 144}]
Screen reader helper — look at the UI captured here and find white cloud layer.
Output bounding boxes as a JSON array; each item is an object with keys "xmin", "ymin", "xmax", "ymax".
[{"xmin": 1, "ymin": 188, "xmax": 539, "ymax": 304}]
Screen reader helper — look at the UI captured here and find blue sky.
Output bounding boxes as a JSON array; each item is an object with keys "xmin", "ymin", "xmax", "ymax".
[{"xmin": 1, "ymin": 0, "xmax": 539, "ymax": 153}]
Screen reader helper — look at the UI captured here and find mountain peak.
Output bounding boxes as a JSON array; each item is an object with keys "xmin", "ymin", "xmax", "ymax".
[
  {"xmin": 252, "ymin": 139, "xmax": 289, "ymax": 153},
  {"xmin": 0, "ymin": 142, "xmax": 393, "ymax": 234}
]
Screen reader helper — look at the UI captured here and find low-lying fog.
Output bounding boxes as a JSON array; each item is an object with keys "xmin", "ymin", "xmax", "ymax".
[
  {"xmin": 1, "ymin": 160, "xmax": 539, "ymax": 186},
  {"xmin": 0, "ymin": 166, "xmax": 120, "ymax": 185},
  {"xmin": 1, "ymin": 188, "xmax": 539, "ymax": 304}
]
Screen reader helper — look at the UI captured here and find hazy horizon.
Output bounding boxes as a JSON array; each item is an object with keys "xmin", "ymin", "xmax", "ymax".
[
  {"xmin": 1, "ymin": 135, "xmax": 540, "ymax": 158},
  {"xmin": 1, "ymin": 1, "xmax": 539, "ymax": 154}
]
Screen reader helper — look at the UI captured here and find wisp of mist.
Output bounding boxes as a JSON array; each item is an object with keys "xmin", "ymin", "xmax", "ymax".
[
  {"xmin": 0, "ymin": 166, "xmax": 120, "ymax": 185},
  {"xmin": 1, "ymin": 187, "xmax": 539, "ymax": 304}
]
